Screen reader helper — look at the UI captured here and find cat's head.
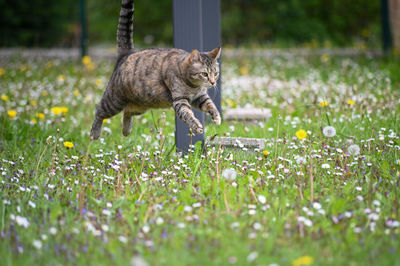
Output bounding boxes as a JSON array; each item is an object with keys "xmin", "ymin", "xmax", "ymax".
[{"xmin": 185, "ymin": 47, "xmax": 221, "ymax": 88}]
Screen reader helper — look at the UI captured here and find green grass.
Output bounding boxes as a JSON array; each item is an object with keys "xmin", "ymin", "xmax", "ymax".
[{"xmin": 0, "ymin": 50, "xmax": 400, "ymax": 266}]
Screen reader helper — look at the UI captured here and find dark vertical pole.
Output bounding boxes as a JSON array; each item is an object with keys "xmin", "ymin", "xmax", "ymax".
[
  {"xmin": 173, "ymin": 0, "xmax": 205, "ymax": 153},
  {"xmin": 381, "ymin": 0, "xmax": 392, "ymax": 54},
  {"xmin": 173, "ymin": 0, "xmax": 221, "ymax": 153},
  {"xmin": 79, "ymin": 0, "xmax": 88, "ymax": 57},
  {"xmin": 202, "ymin": 0, "xmax": 222, "ymax": 116}
]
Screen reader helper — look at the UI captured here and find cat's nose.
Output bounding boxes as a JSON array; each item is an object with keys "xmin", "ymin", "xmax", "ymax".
[{"xmin": 210, "ymin": 79, "xmax": 216, "ymax": 85}]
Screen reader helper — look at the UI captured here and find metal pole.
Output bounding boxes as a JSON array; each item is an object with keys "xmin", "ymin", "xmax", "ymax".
[
  {"xmin": 79, "ymin": 0, "xmax": 88, "ymax": 57},
  {"xmin": 381, "ymin": 0, "xmax": 392, "ymax": 54},
  {"xmin": 173, "ymin": 0, "xmax": 221, "ymax": 153}
]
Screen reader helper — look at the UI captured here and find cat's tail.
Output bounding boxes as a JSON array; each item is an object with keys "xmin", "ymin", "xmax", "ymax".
[{"xmin": 117, "ymin": 0, "xmax": 134, "ymax": 58}]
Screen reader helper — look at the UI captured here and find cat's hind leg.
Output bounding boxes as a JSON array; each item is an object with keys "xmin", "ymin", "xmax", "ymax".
[
  {"xmin": 122, "ymin": 109, "xmax": 142, "ymax": 137},
  {"xmin": 90, "ymin": 91, "xmax": 127, "ymax": 140}
]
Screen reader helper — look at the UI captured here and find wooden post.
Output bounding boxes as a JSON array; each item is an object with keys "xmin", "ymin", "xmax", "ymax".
[{"xmin": 173, "ymin": 0, "xmax": 221, "ymax": 153}]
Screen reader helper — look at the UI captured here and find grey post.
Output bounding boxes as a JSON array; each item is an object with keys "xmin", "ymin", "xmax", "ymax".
[{"xmin": 173, "ymin": 0, "xmax": 221, "ymax": 153}]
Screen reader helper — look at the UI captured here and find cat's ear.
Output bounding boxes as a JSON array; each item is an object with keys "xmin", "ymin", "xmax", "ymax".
[
  {"xmin": 189, "ymin": 49, "xmax": 202, "ymax": 63},
  {"xmin": 207, "ymin": 46, "xmax": 221, "ymax": 60}
]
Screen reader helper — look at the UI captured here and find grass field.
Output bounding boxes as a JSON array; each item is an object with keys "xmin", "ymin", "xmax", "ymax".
[{"xmin": 1, "ymin": 49, "xmax": 400, "ymax": 265}]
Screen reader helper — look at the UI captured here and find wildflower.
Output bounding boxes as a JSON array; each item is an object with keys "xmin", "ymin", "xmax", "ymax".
[
  {"xmin": 321, "ymin": 53, "xmax": 330, "ymax": 62},
  {"xmin": 1, "ymin": 94, "xmax": 8, "ymax": 101},
  {"xmin": 247, "ymin": 252, "xmax": 258, "ymax": 262},
  {"xmin": 319, "ymin": 101, "xmax": 328, "ymax": 107},
  {"xmin": 82, "ymin": 55, "xmax": 92, "ymax": 65},
  {"xmin": 36, "ymin": 113, "xmax": 45, "ymax": 120},
  {"xmin": 225, "ymin": 99, "xmax": 235, "ymax": 107},
  {"xmin": 239, "ymin": 66, "xmax": 249, "ymax": 75},
  {"xmin": 347, "ymin": 99, "xmax": 355, "ymax": 105},
  {"xmin": 292, "ymin": 255, "xmax": 314, "ymax": 266},
  {"xmin": 51, "ymin": 106, "xmax": 68, "ymax": 115},
  {"xmin": 103, "ymin": 118, "xmax": 109, "ymax": 123},
  {"xmin": 321, "ymin": 163, "xmax": 330, "ymax": 169},
  {"xmin": 222, "ymin": 168, "xmax": 237, "ymax": 182},
  {"xmin": 41, "ymin": 91, "xmax": 48, "ymax": 97},
  {"xmin": 0, "ymin": 68, "xmax": 5, "ymax": 76},
  {"xmin": 322, "ymin": 126, "xmax": 336, "ymax": 138},
  {"xmin": 131, "ymin": 256, "xmax": 148, "ymax": 266},
  {"xmin": 73, "ymin": 90, "xmax": 80, "ymax": 96},
  {"xmin": 296, "ymin": 129, "xmax": 307, "ymax": 140},
  {"xmin": 295, "ymin": 155, "xmax": 306, "ymax": 164},
  {"xmin": 31, "ymin": 118, "xmax": 37, "ymax": 125},
  {"xmin": 258, "ymin": 194, "xmax": 267, "ymax": 204},
  {"xmin": 86, "ymin": 62, "xmax": 95, "ymax": 71},
  {"xmin": 15, "ymin": 216, "xmax": 30, "ymax": 228},
  {"xmin": 348, "ymin": 144, "xmax": 360, "ymax": 156},
  {"xmin": 95, "ymin": 79, "xmax": 103, "ymax": 86},
  {"xmin": 7, "ymin": 110, "xmax": 17, "ymax": 118},
  {"xmin": 30, "ymin": 100, "xmax": 37, "ymax": 106},
  {"xmin": 57, "ymin": 75, "xmax": 65, "ymax": 82},
  {"xmin": 63, "ymin": 141, "xmax": 74, "ymax": 148},
  {"xmin": 32, "ymin": 240, "xmax": 43, "ymax": 249},
  {"xmin": 262, "ymin": 150, "xmax": 269, "ymax": 157}
]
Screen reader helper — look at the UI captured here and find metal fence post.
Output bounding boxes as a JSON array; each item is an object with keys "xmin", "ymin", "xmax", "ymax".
[
  {"xmin": 79, "ymin": 0, "xmax": 88, "ymax": 57},
  {"xmin": 381, "ymin": 0, "xmax": 392, "ymax": 54},
  {"xmin": 173, "ymin": 0, "xmax": 221, "ymax": 153}
]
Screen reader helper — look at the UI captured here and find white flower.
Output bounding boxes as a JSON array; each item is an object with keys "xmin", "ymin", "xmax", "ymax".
[
  {"xmin": 257, "ymin": 195, "xmax": 266, "ymax": 204},
  {"xmin": 321, "ymin": 163, "xmax": 330, "ymax": 169},
  {"xmin": 49, "ymin": 227, "xmax": 57, "ymax": 235},
  {"xmin": 312, "ymin": 202, "xmax": 322, "ymax": 210},
  {"xmin": 348, "ymin": 144, "xmax": 360, "ymax": 156},
  {"xmin": 323, "ymin": 126, "xmax": 336, "ymax": 137},
  {"xmin": 247, "ymin": 252, "xmax": 258, "ymax": 262},
  {"xmin": 32, "ymin": 240, "xmax": 42, "ymax": 249},
  {"xmin": 131, "ymin": 256, "xmax": 148, "ymax": 266},
  {"xmin": 222, "ymin": 168, "xmax": 237, "ymax": 182},
  {"xmin": 15, "ymin": 216, "xmax": 30, "ymax": 228},
  {"xmin": 295, "ymin": 155, "xmax": 306, "ymax": 164},
  {"xmin": 118, "ymin": 235, "xmax": 128, "ymax": 243}
]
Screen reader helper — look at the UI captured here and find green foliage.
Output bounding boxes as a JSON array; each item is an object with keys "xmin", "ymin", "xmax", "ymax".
[{"xmin": 0, "ymin": 0, "xmax": 380, "ymax": 47}]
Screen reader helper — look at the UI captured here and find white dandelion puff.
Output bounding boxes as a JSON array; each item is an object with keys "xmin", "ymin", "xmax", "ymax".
[
  {"xmin": 348, "ymin": 144, "xmax": 360, "ymax": 156},
  {"xmin": 323, "ymin": 126, "xmax": 336, "ymax": 138},
  {"xmin": 222, "ymin": 168, "xmax": 237, "ymax": 182}
]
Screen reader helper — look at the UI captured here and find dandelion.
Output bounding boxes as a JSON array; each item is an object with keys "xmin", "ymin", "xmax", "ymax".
[
  {"xmin": 51, "ymin": 106, "xmax": 68, "ymax": 115},
  {"xmin": 296, "ymin": 129, "xmax": 307, "ymax": 140},
  {"xmin": 73, "ymin": 90, "xmax": 80, "ymax": 96},
  {"xmin": 30, "ymin": 100, "xmax": 37, "ymax": 106},
  {"xmin": 82, "ymin": 55, "xmax": 92, "ymax": 65},
  {"xmin": 319, "ymin": 101, "xmax": 328, "ymax": 107},
  {"xmin": 322, "ymin": 126, "xmax": 336, "ymax": 138},
  {"xmin": 36, "ymin": 113, "xmax": 45, "ymax": 120},
  {"xmin": 292, "ymin": 255, "xmax": 314, "ymax": 266},
  {"xmin": 7, "ymin": 110, "xmax": 17, "ymax": 118},
  {"xmin": 1, "ymin": 94, "xmax": 8, "ymax": 101},
  {"xmin": 239, "ymin": 66, "xmax": 249, "ymax": 75},
  {"xmin": 57, "ymin": 75, "xmax": 65, "ymax": 82},
  {"xmin": 222, "ymin": 168, "xmax": 237, "ymax": 182},
  {"xmin": 95, "ymin": 79, "xmax": 103, "ymax": 86},
  {"xmin": 31, "ymin": 118, "xmax": 37, "ymax": 125},
  {"xmin": 262, "ymin": 150, "xmax": 269, "ymax": 157},
  {"xmin": 347, "ymin": 99, "xmax": 355, "ymax": 105},
  {"xmin": 321, "ymin": 53, "xmax": 330, "ymax": 62},
  {"xmin": 63, "ymin": 141, "xmax": 74, "ymax": 148},
  {"xmin": 41, "ymin": 91, "xmax": 48, "ymax": 97},
  {"xmin": 348, "ymin": 144, "xmax": 360, "ymax": 156},
  {"xmin": 0, "ymin": 68, "xmax": 5, "ymax": 76}
]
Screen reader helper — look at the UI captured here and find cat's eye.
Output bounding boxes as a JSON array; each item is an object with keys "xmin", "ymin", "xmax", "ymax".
[{"xmin": 201, "ymin": 72, "xmax": 208, "ymax": 77}]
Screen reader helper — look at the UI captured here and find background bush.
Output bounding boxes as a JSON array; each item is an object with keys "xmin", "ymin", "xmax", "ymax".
[{"xmin": 0, "ymin": 0, "xmax": 381, "ymax": 47}]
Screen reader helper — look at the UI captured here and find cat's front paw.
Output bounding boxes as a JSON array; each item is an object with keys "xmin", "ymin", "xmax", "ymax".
[
  {"xmin": 191, "ymin": 120, "xmax": 204, "ymax": 134},
  {"xmin": 213, "ymin": 114, "xmax": 221, "ymax": 125}
]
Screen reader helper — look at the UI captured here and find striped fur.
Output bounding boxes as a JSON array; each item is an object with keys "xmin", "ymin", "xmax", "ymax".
[{"xmin": 90, "ymin": 0, "xmax": 221, "ymax": 140}]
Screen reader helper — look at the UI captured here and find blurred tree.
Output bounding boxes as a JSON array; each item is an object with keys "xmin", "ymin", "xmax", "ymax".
[{"xmin": 0, "ymin": 0, "xmax": 77, "ymax": 47}]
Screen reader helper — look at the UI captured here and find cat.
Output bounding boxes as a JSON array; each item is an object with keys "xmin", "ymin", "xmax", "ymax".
[{"xmin": 90, "ymin": 0, "xmax": 221, "ymax": 140}]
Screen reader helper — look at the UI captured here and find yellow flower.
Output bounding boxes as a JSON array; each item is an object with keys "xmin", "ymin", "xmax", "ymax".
[
  {"xmin": 296, "ymin": 129, "xmax": 307, "ymax": 140},
  {"xmin": 82, "ymin": 55, "xmax": 92, "ymax": 65},
  {"xmin": 7, "ymin": 110, "xmax": 17, "ymax": 118},
  {"xmin": 226, "ymin": 99, "xmax": 235, "ymax": 107},
  {"xmin": 1, "ymin": 94, "xmax": 8, "ymax": 101},
  {"xmin": 319, "ymin": 101, "xmax": 328, "ymax": 107},
  {"xmin": 85, "ymin": 62, "xmax": 95, "ymax": 71},
  {"xmin": 58, "ymin": 75, "xmax": 66, "ymax": 82},
  {"xmin": 36, "ymin": 113, "xmax": 45, "ymax": 120},
  {"xmin": 262, "ymin": 150, "xmax": 269, "ymax": 157},
  {"xmin": 31, "ymin": 118, "xmax": 37, "ymax": 125},
  {"xmin": 347, "ymin": 99, "xmax": 355, "ymax": 105},
  {"xmin": 95, "ymin": 79, "xmax": 103, "ymax": 86},
  {"xmin": 63, "ymin": 141, "xmax": 74, "ymax": 148},
  {"xmin": 292, "ymin": 256, "xmax": 314, "ymax": 266},
  {"xmin": 0, "ymin": 68, "xmax": 5, "ymax": 76},
  {"xmin": 41, "ymin": 91, "xmax": 48, "ymax": 97},
  {"xmin": 73, "ymin": 90, "xmax": 80, "ymax": 96},
  {"xmin": 30, "ymin": 100, "xmax": 37, "ymax": 106},
  {"xmin": 239, "ymin": 66, "xmax": 248, "ymax": 75},
  {"xmin": 51, "ymin": 106, "xmax": 68, "ymax": 115},
  {"xmin": 321, "ymin": 54, "xmax": 330, "ymax": 62},
  {"xmin": 103, "ymin": 118, "xmax": 109, "ymax": 123}
]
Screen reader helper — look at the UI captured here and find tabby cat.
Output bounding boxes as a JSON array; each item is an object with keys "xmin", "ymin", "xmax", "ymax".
[{"xmin": 90, "ymin": 0, "xmax": 221, "ymax": 140}]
